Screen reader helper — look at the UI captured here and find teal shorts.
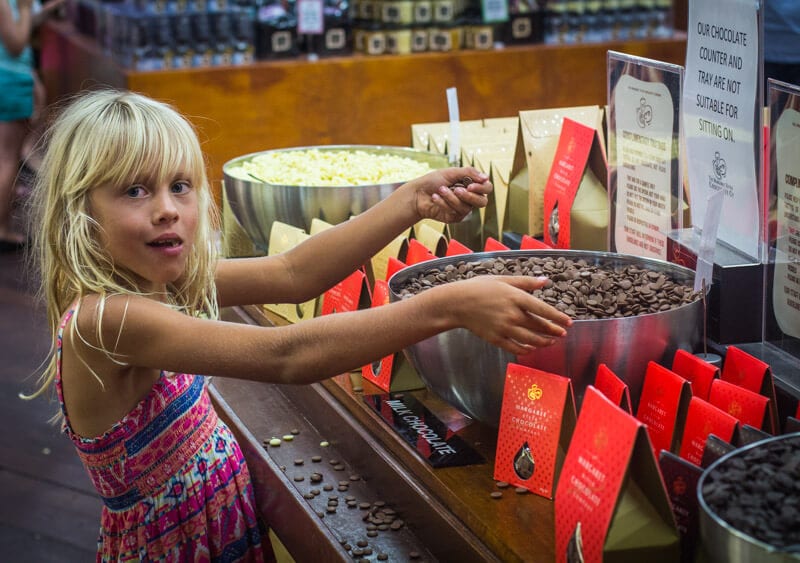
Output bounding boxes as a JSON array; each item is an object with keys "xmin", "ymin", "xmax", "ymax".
[{"xmin": 0, "ymin": 69, "xmax": 34, "ymax": 122}]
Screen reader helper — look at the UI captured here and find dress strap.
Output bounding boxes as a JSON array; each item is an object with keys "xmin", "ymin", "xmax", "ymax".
[{"xmin": 55, "ymin": 309, "xmax": 76, "ymax": 433}]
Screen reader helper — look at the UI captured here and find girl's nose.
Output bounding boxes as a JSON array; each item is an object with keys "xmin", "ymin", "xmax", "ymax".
[{"xmin": 152, "ymin": 192, "xmax": 179, "ymax": 224}]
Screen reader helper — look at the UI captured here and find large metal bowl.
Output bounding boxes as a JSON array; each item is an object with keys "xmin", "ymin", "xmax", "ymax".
[
  {"xmin": 698, "ymin": 433, "xmax": 800, "ymax": 563},
  {"xmin": 388, "ymin": 249, "xmax": 705, "ymax": 426},
  {"xmin": 223, "ymin": 145, "xmax": 481, "ymax": 250}
]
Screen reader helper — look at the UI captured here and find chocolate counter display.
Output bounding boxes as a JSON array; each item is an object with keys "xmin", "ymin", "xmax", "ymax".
[
  {"xmin": 389, "ymin": 250, "xmax": 705, "ymax": 423},
  {"xmin": 212, "ymin": 305, "xmax": 560, "ymax": 561}
]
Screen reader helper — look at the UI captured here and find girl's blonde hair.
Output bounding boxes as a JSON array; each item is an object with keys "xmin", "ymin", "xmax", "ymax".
[{"xmin": 25, "ymin": 89, "xmax": 220, "ymax": 399}]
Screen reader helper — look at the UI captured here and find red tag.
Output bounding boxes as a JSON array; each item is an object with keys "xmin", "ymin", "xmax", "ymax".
[
  {"xmin": 321, "ymin": 269, "xmax": 366, "ymax": 315},
  {"xmin": 721, "ymin": 346, "xmax": 778, "ymax": 432},
  {"xmin": 796, "ymin": 402, "xmax": 800, "ymax": 419},
  {"xmin": 677, "ymin": 396, "xmax": 739, "ymax": 466},
  {"xmin": 405, "ymin": 239, "xmax": 436, "ymax": 265},
  {"xmin": 445, "ymin": 238, "xmax": 473, "ymax": 256},
  {"xmin": 671, "ymin": 349, "xmax": 719, "ymax": 402},
  {"xmin": 721, "ymin": 346, "xmax": 769, "ymax": 394},
  {"xmin": 361, "ymin": 280, "xmax": 395, "ymax": 391},
  {"xmin": 635, "ymin": 362, "xmax": 691, "ymax": 456},
  {"xmin": 593, "ymin": 363, "xmax": 631, "ymax": 413},
  {"xmin": 484, "ymin": 236, "xmax": 510, "ymax": 252},
  {"xmin": 555, "ymin": 386, "xmax": 641, "ymax": 563},
  {"xmin": 385, "ymin": 257, "xmax": 407, "ymax": 281},
  {"xmin": 494, "ymin": 363, "xmax": 576, "ymax": 499},
  {"xmin": 708, "ymin": 378, "xmax": 770, "ymax": 431},
  {"xmin": 543, "ymin": 118, "xmax": 597, "ymax": 248},
  {"xmin": 520, "ymin": 234, "xmax": 552, "ymax": 250}
]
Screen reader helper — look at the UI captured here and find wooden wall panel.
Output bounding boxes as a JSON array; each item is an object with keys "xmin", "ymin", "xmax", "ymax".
[{"xmin": 40, "ymin": 22, "xmax": 686, "ymax": 199}]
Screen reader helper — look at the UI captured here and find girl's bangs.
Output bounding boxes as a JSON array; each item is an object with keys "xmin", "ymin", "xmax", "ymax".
[{"xmin": 91, "ymin": 103, "xmax": 204, "ymax": 190}]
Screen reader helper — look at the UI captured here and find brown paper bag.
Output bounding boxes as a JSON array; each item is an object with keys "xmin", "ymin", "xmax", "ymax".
[
  {"xmin": 542, "ymin": 116, "xmax": 609, "ymax": 251},
  {"xmin": 510, "ymin": 106, "xmax": 605, "ymax": 237}
]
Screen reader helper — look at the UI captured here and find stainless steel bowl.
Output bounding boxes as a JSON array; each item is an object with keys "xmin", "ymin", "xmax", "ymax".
[
  {"xmin": 698, "ymin": 433, "xmax": 800, "ymax": 563},
  {"xmin": 223, "ymin": 145, "xmax": 481, "ymax": 250},
  {"xmin": 388, "ymin": 249, "xmax": 705, "ymax": 426}
]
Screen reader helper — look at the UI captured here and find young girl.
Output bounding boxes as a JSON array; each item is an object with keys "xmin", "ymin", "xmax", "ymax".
[{"xmin": 26, "ymin": 90, "xmax": 571, "ymax": 561}]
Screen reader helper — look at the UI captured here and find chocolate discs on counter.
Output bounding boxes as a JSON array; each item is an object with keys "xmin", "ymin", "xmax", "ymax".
[{"xmin": 395, "ymin": 255, "xmax": 702, "ymax": 319}]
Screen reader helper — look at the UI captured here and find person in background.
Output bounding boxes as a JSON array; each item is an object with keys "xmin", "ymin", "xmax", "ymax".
[
  {"xmin": 764, "ymin": 0, "xmax": 800, "ymax": 95},
  {"xmin": 24, "ymin": 89, "xmax": 571, "ymax": 560},
  {"xmin": 0, "ymin": 0, "xmax": 61, "ymax": 251}
]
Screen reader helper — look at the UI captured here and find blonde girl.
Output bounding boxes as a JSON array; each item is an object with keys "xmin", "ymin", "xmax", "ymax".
[{"xmin": 26, "ymin": 89, "xmax": 570, "ymax": 561}]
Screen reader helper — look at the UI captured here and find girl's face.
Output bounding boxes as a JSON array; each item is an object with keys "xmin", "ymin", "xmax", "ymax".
[{"xmin": 88, "ymin": 171, "xmax": 199, "ymax": 294}]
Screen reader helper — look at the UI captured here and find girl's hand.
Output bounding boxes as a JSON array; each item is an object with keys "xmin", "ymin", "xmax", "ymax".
[
  {"xmin": 444, "ymin": 275, "xmax": 572, "ymax": 355},
  {"xmin": 408, "ymin": 166, "xmax": 492, "ymax": 224}
]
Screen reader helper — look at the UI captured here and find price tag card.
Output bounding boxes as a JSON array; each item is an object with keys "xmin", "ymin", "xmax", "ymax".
[
  {"xmin": 635, "ymin": 362, "xmax": 691, "ymax": 456},
  {"xmin": 445, "ymin": 238, "xmax": 473, "ymax": 256},
  {"xmin": 494, "ymin": 363, "xmax": 576, "ymax": 499},
  {"xmin": 320, "ymin": 269, "xmax": 368, "ymax": 315},
  {"xmin": 594, "ymin": 363, "xmax": 632, "ymax": 413},
  {"xmin": 484, "ymin": 236, "xmax": 510, "ymax": 252},
  {"xmin": 404, "ymin": 238, "xmax": 436, "ymax": 265},
  {"xmin": 361, "ymin": 280, "xmax": 425, "ymax": 392},
  {"xmin": 677, "ymin": 396, "xmax": 739, "ymax": 466},
  {"xmin": 658, "ymin": 451, "xmax": 703, "ymax": 563},
  {"xmin": 671, "ymin": 349, "xmax": 719, "ymax": 402},
  {"xmin": 297, "ymin": 0, "xmax": 324, "ymax": 34},
  {"xmin": 264, "ymin": 221, "xmax": 316, "ymax": 323},
  {"xmin": 555, "ymin": 386, "xmax": 680, "ymax": 563},
  {"xmin": 721, "ymin": 345, "xmax": 778, "ymax": 432},
  {"xmin": 708, "ymin": 378, "xmax": 770, "ymax": 431}
]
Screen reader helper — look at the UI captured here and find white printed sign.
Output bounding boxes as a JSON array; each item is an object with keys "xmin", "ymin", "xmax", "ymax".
[
  {"xmin": 772, "ymin": 107, "xmax": 800, "ymax": 338},
  {"xmin": 614, "ymin": 74, "xmax": 675, "ymax": 259},
  {"xmin": 683, "ymin": 0, "xmax": 760, "ymax": 260}
]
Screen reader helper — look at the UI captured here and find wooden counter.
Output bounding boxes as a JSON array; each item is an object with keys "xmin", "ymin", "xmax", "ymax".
[
  {"xmin": 39, "ymin": 20, "xmax": 686, "ymax": 198},
  {"xmin": 212, "ymin": 305, "xmax": 557, "ymax": 562}
]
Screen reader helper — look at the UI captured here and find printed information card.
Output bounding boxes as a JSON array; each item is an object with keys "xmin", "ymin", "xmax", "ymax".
[
  {"xmin": 682, "ymin": 0, "xmax": 761, "ymax": 260},
  {"xmin": 769, "ymin": 81, "xmax": 800, "ymax": 343},
  {"xmin": 608, "ymin": 52, "xmax": 683, "ymax": 260}
]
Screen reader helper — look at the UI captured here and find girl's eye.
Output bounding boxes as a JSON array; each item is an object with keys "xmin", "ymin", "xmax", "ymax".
[
  {"xmin": 171, "ymin": 181, "xmax": 192, "ymax": 194},
  {"xmin": 126, "ymin": 185, "xmax": 147, "ymax": 198}
]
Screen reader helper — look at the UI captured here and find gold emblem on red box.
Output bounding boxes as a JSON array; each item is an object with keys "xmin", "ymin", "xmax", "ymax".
[
  {"xmin": 728, "ymin": 400, "xmax": 742, "ymax": 418},
  {"xmin": 527, "ymin": 383, "xmax": 543, "ymax": 401}
]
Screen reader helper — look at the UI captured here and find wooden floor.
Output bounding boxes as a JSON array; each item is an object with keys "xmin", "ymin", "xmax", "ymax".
[{"xmin": 0, "ymin": 205, "xmax": 103, "ymax": 559}]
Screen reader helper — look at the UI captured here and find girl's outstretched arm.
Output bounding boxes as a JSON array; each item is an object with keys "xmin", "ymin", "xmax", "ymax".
[
  {"xmin": 215, "ymin": 166, "xmax": 491, "ymax": 307},
  {"xmin": 86, "ymin": 274, "xmax": 570, "ymax": 385}
]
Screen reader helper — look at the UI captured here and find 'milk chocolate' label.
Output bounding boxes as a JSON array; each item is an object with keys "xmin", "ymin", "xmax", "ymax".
[{"xmin": 364, "ymin": 393, "xmax": 484, "ymax": 467}]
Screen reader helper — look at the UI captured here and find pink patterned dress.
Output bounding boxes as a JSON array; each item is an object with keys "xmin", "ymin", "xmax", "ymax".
[{"xmin": 55, "ymin": 309, "xmax": 274, "ymax": 562}]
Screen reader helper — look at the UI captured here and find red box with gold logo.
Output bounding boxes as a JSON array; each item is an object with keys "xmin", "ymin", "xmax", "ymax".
[
  {"xmin": 494, "ymin": 363, "xmax": 576, "ymax": 499},
  {"xmin": 671, "ymin": 349, "xmax": 719, "ymax": 402},
  {"xmin": 720, "ymin": 345, "xmax": 778, "ymax": 432},
  {"xmin": 361, "ymin": 280, "xmax": 425, "ymax": 392},
  {"xmin": 555, "ymin": 386, "xmax": 680, "ymax": 563},
  {"xmin": 594, "ymin": 363, "xmax": 632, "ymax": 413},
  {"xmin": 708, "ymin": 378, "xmax": 771, "ymax": 431},
  {"xmin": 635, "ymin": 362, "xmax": 691, "ymax": 456},
  {"xmin": 321, "ymin": 268, "xmax": 369, "ymax": 315},
  {"xmin": 677, "ymin": 396, "xmax": 739, "ymax": 466}
]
